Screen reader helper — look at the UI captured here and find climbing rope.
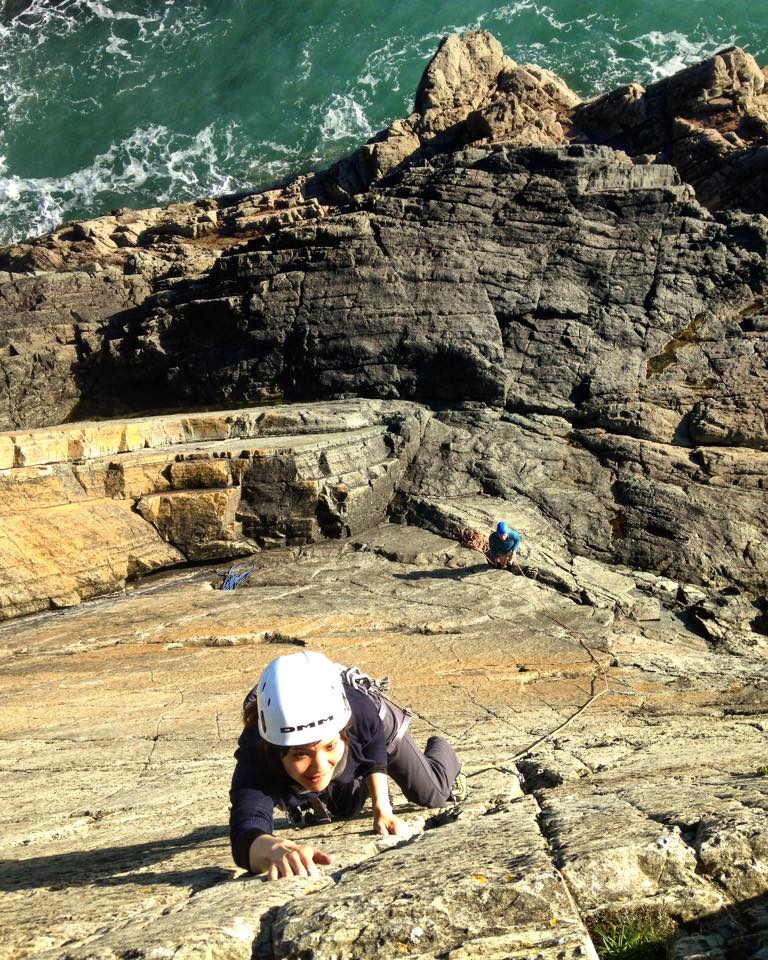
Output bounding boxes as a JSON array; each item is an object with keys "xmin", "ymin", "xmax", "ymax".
[
  {"xmin": 453, "ymin": 524, "xmax": 614, "ymax": 769},
  {"xmin": 370, "ymin": 528, "xmax": 615, "ymax": 762},
  {"xmin": 220, "ymin": 561, "xmax": 258, "ymax": 590}
]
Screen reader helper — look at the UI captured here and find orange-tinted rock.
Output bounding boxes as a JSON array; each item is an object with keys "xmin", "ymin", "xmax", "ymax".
[{"xmin": 0, "ymin": 400, "xmax": 429, "ymax": 620}]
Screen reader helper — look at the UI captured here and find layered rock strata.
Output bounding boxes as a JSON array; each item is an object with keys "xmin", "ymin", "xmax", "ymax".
[
  {"xmin": 0, "ymin": 400, "xmax": 427, "ymax": 620},
  {"xmin": 337, "ymin": 35, "xmax": 768, "ymax": 214},
  {"xmin": 400, "ymin": 403, "xmax": 768, "ymax": 607},
  {"xmin": 64, "ymin": 144, "xmax": 765, "ymax": 595},
  {"xmin": 2, "ymin": 34, "xmax": 767, "ymax": 430},
  {"xmin": 3, "ymin": 47, "xmax": 767, "ymax": 595}
]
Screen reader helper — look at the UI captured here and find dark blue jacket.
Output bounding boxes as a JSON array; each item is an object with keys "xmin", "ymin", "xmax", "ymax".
[{"xmin": 229, "ymin": 684, "xmax": 386, "ymax": 869}]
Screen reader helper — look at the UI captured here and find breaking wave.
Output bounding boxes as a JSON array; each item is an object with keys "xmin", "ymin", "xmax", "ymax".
[
  {"xmin": 0, "ymin": 122, "xmax": 250, "ymax": 243},
  {"xmin": 0, "ymin": 0, "xmax": 765, "ymax": 244}
]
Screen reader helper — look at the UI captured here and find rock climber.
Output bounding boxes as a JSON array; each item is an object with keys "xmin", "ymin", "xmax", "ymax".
[
  {"xmin": 229, "ymin": 650, "xmax": 465, "ymax": 879},
  {"xmin": 488, "ymin": 520, "xmax": 523, "ymax": 569}
]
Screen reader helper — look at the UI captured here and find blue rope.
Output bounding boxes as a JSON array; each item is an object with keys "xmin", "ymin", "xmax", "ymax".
[{"xmin": 221, "ymin": 566, "xmax": 254, "ymax": 590}]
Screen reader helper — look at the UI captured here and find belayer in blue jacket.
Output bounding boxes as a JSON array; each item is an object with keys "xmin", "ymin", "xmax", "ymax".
[
  {"xmin": 229, "ymin": 651, "xmax": 463, "ymax": 879},
  {"xmin": 488, "ymin": 520, "xmax": 523, "ymax": 568}
]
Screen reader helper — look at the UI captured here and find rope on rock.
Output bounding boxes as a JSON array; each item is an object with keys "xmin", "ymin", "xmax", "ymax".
[
  {"xmin": 454, "ymin": 525, "xmax": 614, "ymax": 770},
  {"xmin": 507, "ymin": 680, "xmax": 610, "ymax": 766},
  {"xmin": 220, "ymin": 561, "xmax": 258, "ymax": 590}
]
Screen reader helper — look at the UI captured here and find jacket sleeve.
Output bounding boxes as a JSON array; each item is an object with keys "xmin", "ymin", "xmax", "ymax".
[
  {"xmin": 347, "ymin": 686, "xmax": 388, "ymax": 777},
  {"xmin": 229, "ymin": 729, "xmax": 277, "ymax": 870}
]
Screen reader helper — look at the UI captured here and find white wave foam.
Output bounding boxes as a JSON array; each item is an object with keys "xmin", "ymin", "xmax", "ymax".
[
  {"xmin": 490, "ymin": 2, "xmax": 568, "ymax": 32},
  {"xmin": 320, "ymin": 93, "xmax": 374, "ymax": 145},
  {"xmin": 105, "ymin": 31, "xmax": 138, "ymax": 63},
  {"xmin": 298, "ymin": 40, "xmax": 313, "ymax": 82},
  {"xmin": 0, "ymin": 121, "xmax": 252, "ymax": 244},
  {"xmin": 357, "ymin": 36, "xmax": 412, "ymax": 92},
  {"xmin": 629, "ymin": 29, "xmax": 739, "ymax": 82}
]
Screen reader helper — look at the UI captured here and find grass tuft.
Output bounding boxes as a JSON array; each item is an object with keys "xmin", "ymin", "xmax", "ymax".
[{"xmin": 588, "ymin": 907, "xmax": 676, "ymax": 960}]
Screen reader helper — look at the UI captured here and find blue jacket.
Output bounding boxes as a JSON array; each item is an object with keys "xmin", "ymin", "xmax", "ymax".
[
  {"xmin": 229, "ymin": 684, "xmax": 386, "ymax": 869},
  {"xmin": 489, "ymin": 529, "xmax": 522, "ymax": 557}
]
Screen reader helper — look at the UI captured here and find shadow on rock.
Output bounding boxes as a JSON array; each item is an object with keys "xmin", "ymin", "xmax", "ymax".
[
  {"xmin": 393, "ymin": 563, "xmax": 490, "ymax": 582},
  {"xmin": 0, "ymin": 825, "xmax": 230, "ymax": 892},
  {"xmin": 670, "ymin": 891, "xmax": 768, "ymax": 959}
]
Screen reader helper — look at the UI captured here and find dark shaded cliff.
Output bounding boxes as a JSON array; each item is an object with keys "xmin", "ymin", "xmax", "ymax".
[{"xmin": 1, "ymin": 33, "xmax": 767, "ymax": 594}]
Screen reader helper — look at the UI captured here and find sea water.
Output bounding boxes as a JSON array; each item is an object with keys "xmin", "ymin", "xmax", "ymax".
[{"xmin": 0, "ymin": 0, "xmax": 766, "ymax": 244}]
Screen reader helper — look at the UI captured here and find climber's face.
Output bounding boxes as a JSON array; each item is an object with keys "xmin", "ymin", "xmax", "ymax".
[{"xmin": 282, "ymin": 736, "xmax": 345, "ymax": 792}]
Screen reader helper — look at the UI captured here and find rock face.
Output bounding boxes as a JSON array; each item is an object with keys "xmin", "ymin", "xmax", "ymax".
[
  {"xmin": 400, "ymin": 403, "xmax": 768, "ymax": 596},
  {"xmin": 572, "ymin": 46, "xmax": 768, "ymax": 214},
  {"xmin": 1, "ymin": 31, "xmax": 768, "ymax": 960},
  {"xmin": 0, "ymin": 190, "xmax": 332, "ymax": 429},
  {"xmin": 0, "ymin": 400, "xmax": 428, "ymax": 620},
  {"xmin": 1, "ymin": 523, "xmax": 766, "ymax": 959},
  {"xmin": 56, "ymin": 144, "xmax": 764, "ymax": 593},
  {"xmin": 266, "ymin": 797, "xmax": 596, "ymax": 960},
  {"xmin": 2, "ymin": 32, "xmax": 767, "ymax": 431},
  {"xmin": 2, "ymin": 37, "xmax": 767, "ymax": 598}
]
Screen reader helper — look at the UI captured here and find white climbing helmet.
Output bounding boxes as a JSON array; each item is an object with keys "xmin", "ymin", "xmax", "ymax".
[{"xmin": 256, "ymin": 651, "xmax": 352, "ymax": 746}]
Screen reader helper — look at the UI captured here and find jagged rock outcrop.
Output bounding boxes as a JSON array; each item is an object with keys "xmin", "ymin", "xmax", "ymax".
[
  {"xmin": 332, "ymin": 31, "xmax": 580, "ymax": 195},
  {"xmin": 572, "ymin": 46, "xmax": 768, "ymax": 214},
  {"xmin": 335, "ymin": 37, "xmax": 768, "ymax": 215}
]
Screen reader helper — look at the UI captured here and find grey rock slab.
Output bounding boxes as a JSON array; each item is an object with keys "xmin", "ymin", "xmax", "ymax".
[
  {"xmin": 351, "ymin": 523, "xmax": 475, "ymax": 568},
  {"xmin": 403, "ymin": 486, "xmax": 649, "ymax": 618},
  {"xmin": 29, "ymin": 874, "xmax": 334, "ymax": 960},
  {"xmin": 1, "ymin": 521, "xmax": 766, "ymax": 958},
  {"xmin": 21, "ymin": 143, "xmax": 767, "ymax": 439},
  {"xmin": 539, "ymin": 789, "xmax": 726, "ymax": 920},
  {"xmin": 403, "ymin": 403, "xmax": 768, "ymax": 598},
  {"xmin": 538, "ymin": 773, "xmax": 768, "ymax": 921},
  {"xmin": 264, "ymin": 796, "xmax": 597, "ymax": 960}
]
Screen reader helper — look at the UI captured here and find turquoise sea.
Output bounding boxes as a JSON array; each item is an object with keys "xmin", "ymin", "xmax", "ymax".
[{"xmin": 0, "ymin": 0, "xmax": 766, "ymax": 244}]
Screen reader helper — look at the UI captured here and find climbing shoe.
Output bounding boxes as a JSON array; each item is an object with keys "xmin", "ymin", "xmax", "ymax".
[{"xmin": 450, "ymin": 772, "xmax": 469, "ymax": 804}]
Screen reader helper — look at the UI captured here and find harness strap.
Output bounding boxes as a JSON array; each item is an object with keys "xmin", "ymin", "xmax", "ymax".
[
  {"xmin": 307, "ymin": 796, "xmax": 333, "ymax": 824},
  {"xmin": 341, "ymin": 664, "xmax": 412, "ymax": 757},
  {"xmin": 289, "ymin": 796, "xmax": 333, "ymax": 827},
  {"xmin": 379, "ymin": 699, "xmax": 413, "ymax": 754}
]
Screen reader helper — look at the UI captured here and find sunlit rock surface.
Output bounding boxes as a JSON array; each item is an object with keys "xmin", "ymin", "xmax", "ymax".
[
  {"xmin": 1, "ymin": 525, "xmax": 766, "ymax": 958},
  {"xmin": 1, "ymin": 29, "xmax": 768, "ymax": 960},
  {"xmin": 0, "ymin": 401, "xmax": 428, "ymax": 620}
]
